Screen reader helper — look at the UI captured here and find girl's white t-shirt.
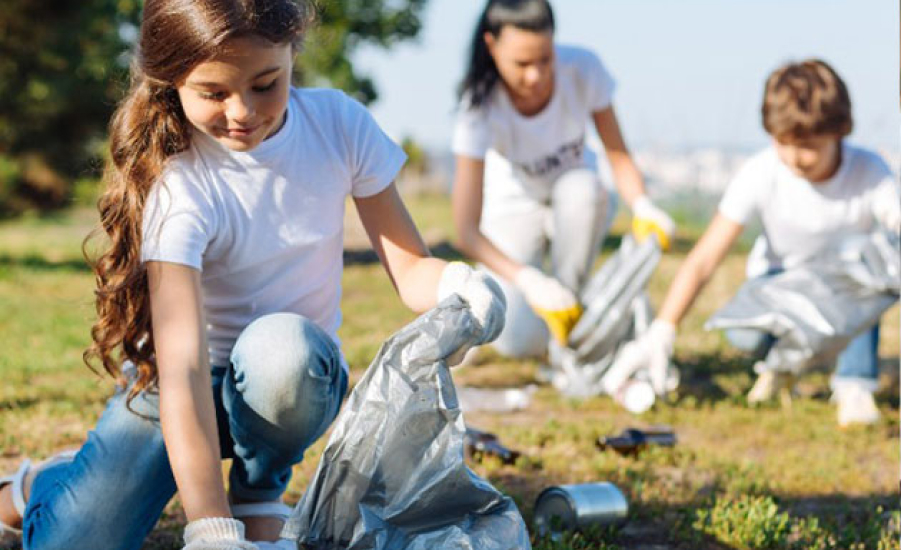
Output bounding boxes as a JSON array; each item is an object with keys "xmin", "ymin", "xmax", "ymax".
[
  {"xmin": 452, "ymin": 44, "xmax": 616, "ymax": 219},
  {"xmin": 142, "ymin": 88, "xmax": 406, "ymax": 368},
  {"xmin": 718, "ymin": 142, "xmax": 900, "ymax": 273}
]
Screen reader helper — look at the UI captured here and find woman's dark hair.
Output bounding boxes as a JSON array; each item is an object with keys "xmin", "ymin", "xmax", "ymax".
[{"xmin": 458, "ymin": 0, "xmax": 555, "ymax": 108}]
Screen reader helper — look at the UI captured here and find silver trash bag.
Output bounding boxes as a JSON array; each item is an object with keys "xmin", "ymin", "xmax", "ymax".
[
  {"xmin": 281, "ymin": 295, "xmax": 532, "ymax": 550},
  {"xmin": 705, "ymin": 231, "xmax": 900, "ymax": 374},
  {"xmin": 548, "ymin": 235, "xmax": 661, "ymax": 397}
]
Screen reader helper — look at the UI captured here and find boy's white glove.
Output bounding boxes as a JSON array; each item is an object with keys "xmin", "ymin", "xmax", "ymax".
[
  {"xmin": 183, "ymin": 518, "xmax": 258, "ymax": 550},
  {"xmin": 437, "ymin": 262, "xmax": 507, "ymax": 365},
  {"xmin": 604, "ymin": 319, "xmax": 677, "ymax": 397},
  {"xmin": 632, "ymin": 196, "xmax": 676, "ymax": 251},
  {"xmin": 515, "ymin": 266, "xmax": 583, "ymax": 345}
]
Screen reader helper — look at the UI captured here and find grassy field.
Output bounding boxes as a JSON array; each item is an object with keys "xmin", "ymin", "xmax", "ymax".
[{"xmin": 0, "ymin": 194, "xmax": 898, "ymax": 549}]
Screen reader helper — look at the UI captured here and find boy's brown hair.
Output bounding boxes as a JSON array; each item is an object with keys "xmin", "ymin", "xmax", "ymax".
[{"xmin": 762, "ymin": 59, "xmax": 853, "ymax": 140}]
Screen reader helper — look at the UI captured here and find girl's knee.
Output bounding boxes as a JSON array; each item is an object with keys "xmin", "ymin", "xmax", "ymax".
[
  {"xmin": 229, "ymin": 313, "xmax": 344, "ymax": 429},
  {"xmin": 232, "ymin": 313, "xmax": 340, "ymax": 382}
]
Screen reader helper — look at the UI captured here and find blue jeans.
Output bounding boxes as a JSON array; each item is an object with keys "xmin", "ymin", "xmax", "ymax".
[
  {"xmin": 22, "ymin": 313, "xmax": 348, "ymax": 550},
  {"xmin": 726, "ymin": 324, "xmax": 880, "ymax": 390}
]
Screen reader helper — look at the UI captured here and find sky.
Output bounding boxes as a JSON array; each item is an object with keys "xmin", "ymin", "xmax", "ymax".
[{"xmin": 352, "ymin": 0, "xmax": 899, "ymax": 155}]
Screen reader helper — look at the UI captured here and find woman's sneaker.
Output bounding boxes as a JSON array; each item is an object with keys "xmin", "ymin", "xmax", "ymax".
[{"xmin": 832, "ymin": 384, "xmax": 880, "ymax": 427}]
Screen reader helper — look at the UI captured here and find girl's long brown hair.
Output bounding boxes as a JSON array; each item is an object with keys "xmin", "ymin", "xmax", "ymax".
[{"xmin": 84, "ymin": 0, "xmax": 312, "ymax": 402}]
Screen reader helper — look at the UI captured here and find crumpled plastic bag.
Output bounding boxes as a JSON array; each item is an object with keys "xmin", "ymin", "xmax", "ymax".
[
  {"xmin": 706, "ymin": 231, "xmax": 900, "ymax": 373},
  {"xmin": 547, "ymin": 235, "xmax": 661, "ymax": 398},
  {"xmin": 281, "ymin": 295, "xmax": 531, "ymax": 549}
]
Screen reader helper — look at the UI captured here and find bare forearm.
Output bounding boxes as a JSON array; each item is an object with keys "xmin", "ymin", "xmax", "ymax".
[
  {"xmin": 159, "ymin": 369, "xmax": 231, "ymax": 521},
  {"xmin": 656, "ymin": 259, "xmax": 710, "ymax": 326},
  {"xmin": 394, "ymin": 256, "xmax": 446, "ymax": 312},
  {"xmin": 455, "ymin": 229, "xmax": 522, "ymax": 283},
  {"xmin": 608, "ymin": 152, "xmax": 647, "ymax": 208}
]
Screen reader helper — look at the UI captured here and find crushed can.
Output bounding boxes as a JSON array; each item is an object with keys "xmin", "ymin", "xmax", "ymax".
[{"xmin": 533, "ymin": 482, "xmax": 628, "ymax": 539}]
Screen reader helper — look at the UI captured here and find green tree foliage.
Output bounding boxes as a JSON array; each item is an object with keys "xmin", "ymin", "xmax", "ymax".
[
  {"xmin": 0, "ymin": 0, "xmax": 142, "ymax": 214},
  {"xmin": 298, "ymin": 0, "xmax": 428, "ymax": 104},
  {"xmin": 0, "ymin": 0, "xmax": 428, "ymax": 216},
  {"xmin": 400, "ymin": 136, "xmax": 429, "ymax": 176}
]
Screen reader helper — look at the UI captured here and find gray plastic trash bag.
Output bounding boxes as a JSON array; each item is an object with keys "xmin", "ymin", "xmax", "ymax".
[
  {"xmin": 706, "ymin": 231, "xmax": 900, "ymax": 374},
  {"xmin": 281, "ymin": 295, "xmax": 531, "ymax": 550},
  {"xmin": 548, "ymin": 235, "xmax": 661, "ymax": 398}
]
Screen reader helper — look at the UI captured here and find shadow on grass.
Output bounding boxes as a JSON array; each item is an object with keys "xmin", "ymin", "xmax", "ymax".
[
  {"xmin": 877, "ymin": 357, "xmax": 900, "ymax": 408},
  {"xmin": 0, "ymin": 253, "xmax": 90, "ymax": 272},
  {"xmin": 343, "ymin": 239, "xmax": 467, "ymax": 266},
  {"xmin": 343, "ymin": 233, "xmax": 704, "ymax": 267},
  {"xmin": 674, "ymin": 351, "xmax": 901, "ymax": 413},
  {"xmin": 671, "ymin": 351, "xmax": 758, "ymax": 406}
]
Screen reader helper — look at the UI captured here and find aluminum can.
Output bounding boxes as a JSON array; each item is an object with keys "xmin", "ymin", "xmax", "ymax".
[{"xmin": 533, "ymin": 482, "xmax": 628, "ymax": 538}]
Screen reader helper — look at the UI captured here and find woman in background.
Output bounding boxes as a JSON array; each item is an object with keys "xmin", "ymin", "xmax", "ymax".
[{"xmin": 451, "ymin": 0, "xmax": 675, "ymax": 359}]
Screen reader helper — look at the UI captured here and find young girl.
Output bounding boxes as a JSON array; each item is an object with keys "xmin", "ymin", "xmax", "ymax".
[
  {"xmin": 0, "ymin": 0, "xmax": 505, "ymax": 547},
  {"xmin": 451, "ymin": 0, "xmax": 675, "ymax": 358},
  {"xmin": 613, "ymin": 59, "xmax": 900, "ymax": 426}
]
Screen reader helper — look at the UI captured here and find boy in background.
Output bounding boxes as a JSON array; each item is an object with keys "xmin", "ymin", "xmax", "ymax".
[{"xmin": 615, "ymin": 59, "xmax": 900, "ymax": 426}]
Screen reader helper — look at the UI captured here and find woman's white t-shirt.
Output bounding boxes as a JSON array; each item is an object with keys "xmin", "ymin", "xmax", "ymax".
[
  {"xmin": 452, "ymin": 44, "xmax": 615, "ymax": 219},
  {"xmin": 718, "ymin": 142, "xmax": 900, "ymax": 273},
  {"xmin": 142, "ymin": 88, "xmax": 406, "ymax": 368}
]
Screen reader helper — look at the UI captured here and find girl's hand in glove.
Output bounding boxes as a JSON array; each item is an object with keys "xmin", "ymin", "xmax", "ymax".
[
  {"xmin": 632, "ymin": 196, "xmax": 676, "ymax": 251},
  {"xmin": 603, "ymin": 319, "xmax": 677, "ymax": 397},
  {"xmin": 437, "ymin": 262, "xmax": 507, "ymax": 365},
  {"xmin": 183, "ymin": 518, "xmax": 258, "ymax": 550},
  {"xmin": 515, "ymin": 266, "xmax": 583, "ymax": 345}
]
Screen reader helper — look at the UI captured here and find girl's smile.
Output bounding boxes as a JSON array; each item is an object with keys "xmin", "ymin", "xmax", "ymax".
[{"xmin": 177, "ymin": 36, "xmax": 294, "ymax": 152}]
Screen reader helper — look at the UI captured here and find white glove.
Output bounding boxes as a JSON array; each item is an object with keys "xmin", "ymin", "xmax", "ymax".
[
  {"xmin": 515, "ymin": 266, "xmax": 582, "ymax": 344},
  {"xmin": 183, "ymin": 518, "xmax": 258, "ymax": 550},
  {"xmin": 603, "ymin": 319, "xmax": 676, "ymax": 397},
  {"xmin": 632, "ymin": 196, "xmax": 676, "ymax": 251},
  {"xmin": 437, "ymin": 262, "xmax": 507, "ymax": 364}
]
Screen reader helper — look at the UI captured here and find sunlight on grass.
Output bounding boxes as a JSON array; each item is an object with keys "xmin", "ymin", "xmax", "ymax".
[{"xmin": 0, "ymin": 195, "xmax": 898, "ymax": 549}]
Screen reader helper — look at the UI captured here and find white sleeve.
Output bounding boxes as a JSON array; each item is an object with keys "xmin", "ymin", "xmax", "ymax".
[
  {"xmin": 141, "ymin": 171, "xmax": 215, "ymax": 270},
  {"xmin": 451, "ymin": 102, "xmax": 491, "ymax": 160},
  {"xmin": 868, "ymin": 164, "xmax": 901, "ymax": 233},
  {"xmin": 581, "ymin": 50, "xmax": 616, "ymax": 113},
  {"xmin": 718, "ymin": 157, "xmax": 765, "ymax": 225},
  {"xmin": 342, "ymin": 95, "xmax": 407, "ymax": 198}
]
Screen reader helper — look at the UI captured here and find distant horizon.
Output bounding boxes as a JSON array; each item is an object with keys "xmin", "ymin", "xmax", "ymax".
[{"xmin": 352, "ymin": 0, "xmax": 899, "ymax": 156}]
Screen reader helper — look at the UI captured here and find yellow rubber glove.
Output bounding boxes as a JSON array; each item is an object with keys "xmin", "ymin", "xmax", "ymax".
[
  {"xmin": 533, "ymin": 304, "xmax": 584, "ymax": 345},
  {"xmin": 515, "ymin": 266, "xmax": 583, "ymax": 345},
  {"xmin": 632, "ymin": 196, "xmax": 676, "ymax": 251}
]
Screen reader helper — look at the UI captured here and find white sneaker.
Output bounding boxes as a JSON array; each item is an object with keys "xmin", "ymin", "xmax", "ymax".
[
  {"xmin": 747, "ymin": 369, "xmax": 795, "ymax": 404},
  {"xmin": 833, "ymin": 385, "xmax": 880, "ymax": 427}
]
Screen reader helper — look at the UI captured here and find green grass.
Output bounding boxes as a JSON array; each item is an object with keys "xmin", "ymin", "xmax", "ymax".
[{"xmin": 0, "ymin": 195, "xmax": 898, "ymax": 549}]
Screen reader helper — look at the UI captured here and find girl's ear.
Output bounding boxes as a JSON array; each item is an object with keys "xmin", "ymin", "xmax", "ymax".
[{"xmin": 483, "ymin": 31, "xmax": 497, "ymax": 56}]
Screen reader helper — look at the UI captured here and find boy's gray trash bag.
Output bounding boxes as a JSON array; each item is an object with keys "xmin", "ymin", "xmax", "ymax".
[
  {"xmin": 548, "ymin": 235, "xmax": 661, "ymax": 398},
  {"xmin": 281, "ymin": 295, "xmax": 531, "ymax": 550},
  {"xmin": 706, "ymin": 231, "xmax": 900, "ymax": 374}
]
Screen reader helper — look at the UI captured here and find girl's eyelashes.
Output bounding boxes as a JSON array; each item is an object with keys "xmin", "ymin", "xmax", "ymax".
[
  {"xmin": 199, "ymin": 90, "xmax": 228, "ymax": 101},
  {"xmin": 196, "ymin": 79, "xmax": 277, "ymax": 101}
]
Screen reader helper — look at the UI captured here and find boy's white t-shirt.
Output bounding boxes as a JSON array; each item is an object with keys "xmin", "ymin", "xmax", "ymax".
[
  {"xmin": 142, "ymin": 88, "xmax": 407, "ymax": 368},
  {"xmin": 452, "ymin": 44, "xmax": 616, "ymax": 220},
  {"xmin": 718, "ymin": 142, "xmax": 900, "ymax": 273}
]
